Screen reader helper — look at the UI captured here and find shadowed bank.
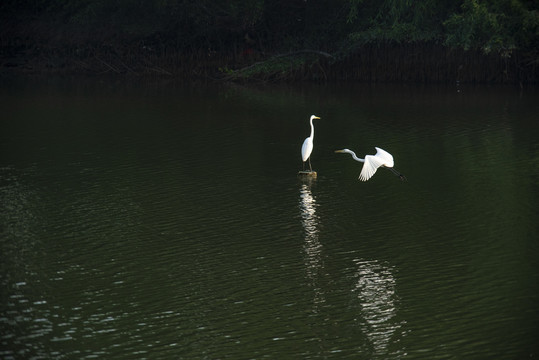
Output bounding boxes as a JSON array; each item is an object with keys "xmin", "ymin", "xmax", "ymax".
[{"xmin": 1, "ymin": 0, "xmax": 538, "ymax": 83}]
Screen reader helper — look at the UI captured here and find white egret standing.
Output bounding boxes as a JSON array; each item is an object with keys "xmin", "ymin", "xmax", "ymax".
[
  {"xmin": 301, "ymin": 115, "xmax": 321, "ymax": 172},
  {"xmin": 334, "ymin": 147, "xmax": 406, "ymax": 181}
]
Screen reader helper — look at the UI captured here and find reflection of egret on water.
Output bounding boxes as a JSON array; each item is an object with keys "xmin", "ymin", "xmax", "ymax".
[
  {"xmin": 299, "ymin": 184, "xmax": 324, "ymax": 307},
  {"xmin": 352, "ymin": 259, "xmax": 405, "ymax": 357},
  {"xmin": 299, "ymin": 184, "xmax": 318, "ymax": 238}
]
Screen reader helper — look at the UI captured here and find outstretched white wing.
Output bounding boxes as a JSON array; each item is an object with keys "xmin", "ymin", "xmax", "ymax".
[
  {"xmin": 358, "ymin": 147, "xmax": 394, "ymax": 181},
  {"xmin": 359, "ymin": 154, "xmax": 384, "ymax": 181}
]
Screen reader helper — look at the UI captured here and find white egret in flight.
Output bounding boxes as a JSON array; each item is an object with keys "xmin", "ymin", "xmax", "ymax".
[
  {"xmin": 301, "ymin": 115, "xmax": 321, "ymax": 171},
  {"xmin": 335, "ymin": 147, "xmax": 406, "ymax": 181}
]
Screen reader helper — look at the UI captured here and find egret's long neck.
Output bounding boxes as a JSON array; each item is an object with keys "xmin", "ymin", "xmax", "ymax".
[
  {"xmin": 309, "ymin": 118, "xmax": 315, "ymax": 139},
  {"xmin": 349, "ymin": 151, "xmax": 365, "ymax": 163}
]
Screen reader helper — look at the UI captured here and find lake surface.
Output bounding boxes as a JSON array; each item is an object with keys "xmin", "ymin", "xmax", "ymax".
[{"xmin": 1, "ymin": 77, "xmax": 538, "ymax": 359}]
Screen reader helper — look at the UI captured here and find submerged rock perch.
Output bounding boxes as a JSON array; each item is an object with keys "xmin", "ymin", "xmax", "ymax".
[{"xmin": 298, "ymin": 170, "xmax": 317, "ymax": 178}]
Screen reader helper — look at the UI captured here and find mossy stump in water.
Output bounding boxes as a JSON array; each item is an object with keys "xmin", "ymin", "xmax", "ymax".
[{"xmin": 298, "ymin": 170, "xmax": 317, "ymax": 178}]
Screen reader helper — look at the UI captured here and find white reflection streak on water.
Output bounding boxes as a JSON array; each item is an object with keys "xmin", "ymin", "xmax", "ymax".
[
  {"xmin": 352, "ymin": 259, "xmax": 403, "ymax": 358},
  {"xmin": 299, "ymin": 184, "xmax": 324, "ymax": 308}
]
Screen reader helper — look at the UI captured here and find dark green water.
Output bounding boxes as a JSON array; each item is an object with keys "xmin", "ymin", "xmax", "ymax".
[{"xmin": 1, "ymin": 78, "xmax": 538, "ymax": 359}]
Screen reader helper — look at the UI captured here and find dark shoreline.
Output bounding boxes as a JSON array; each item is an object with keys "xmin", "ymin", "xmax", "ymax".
[
  {"xmin": 2, "ymin": 44, "xmax": 536, "ymax": 85},
  {"xmin": 2, "ymin": 1, "xmax": 537, "ymax": 84}
]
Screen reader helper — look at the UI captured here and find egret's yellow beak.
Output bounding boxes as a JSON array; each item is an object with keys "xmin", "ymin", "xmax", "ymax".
[{"xmin": 334, "ymin": 149, "xmax": 345, "ymax": 153}]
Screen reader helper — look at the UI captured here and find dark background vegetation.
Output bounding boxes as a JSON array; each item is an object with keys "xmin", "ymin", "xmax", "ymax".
[{"xmin": 1, "ymin": 0, "xmax": 538, "ymax": 83}]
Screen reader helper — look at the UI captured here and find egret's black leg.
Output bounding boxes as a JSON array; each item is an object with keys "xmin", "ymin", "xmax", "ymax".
[{"xmin": 388, "ymin": 167, "xmax": 406, "ymax": 181}]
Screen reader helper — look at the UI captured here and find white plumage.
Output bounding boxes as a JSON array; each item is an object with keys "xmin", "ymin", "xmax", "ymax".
[
  {"xmin": 335, "ymin": 147, "xmax": 405, "ymax": 181},
  {"xmin": 301, "ymin": 115, "xmax": 320, "ymax": 171}
]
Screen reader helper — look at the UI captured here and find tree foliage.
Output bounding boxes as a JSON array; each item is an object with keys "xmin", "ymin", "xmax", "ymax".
[
  {"xmin": 2, "ymin": 0, "xmax": 536, "ymax": 54},
  {"xmin": 443, "ymin": 0, "xmax": 539, "ymax": 56},
  {"xmin": 1, "ymin": 0, "xmax": 537, "ymax": 80}
]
